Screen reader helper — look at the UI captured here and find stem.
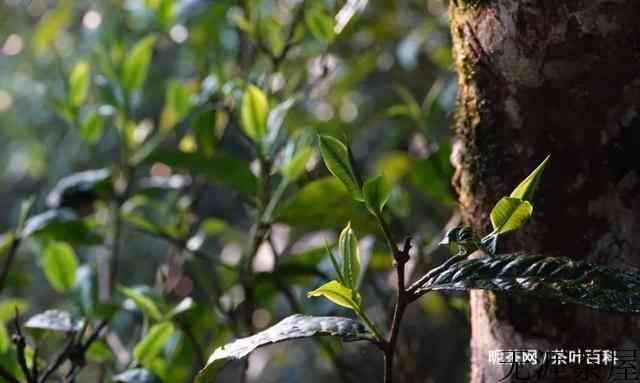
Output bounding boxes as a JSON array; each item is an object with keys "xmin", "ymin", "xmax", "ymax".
[{"xmin": 0, "ymin": 236, "xmax": 21, "ymax": 293}]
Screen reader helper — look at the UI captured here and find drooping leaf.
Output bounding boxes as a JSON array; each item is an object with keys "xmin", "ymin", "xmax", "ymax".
[
  {"xmin": 490, "ymin": 197, "xmax": 533, "ymax": 235},
  {"xmin": 305, "ymin": 8, "xmax": 335, "ymax": 43},
  {"xmin": 362, "ymin": 176, "xmax": 391, "ymax": 215},
  {"xmin": 133, "ymin": 322, "xmax": 175, "ymax": 366},
  {"xmin": 42, "ymin": 242, "xmax": 78, "ymax": 293},
  {"xmin": 69, "ymin": 61, "xmax": 90, "ymax": 107},
  {"xmin": 196, "ymin": 314, "xmax": 372, "ymax": 382},
  {"xmin": 307, "ymin": 280, "xmax": 361, "ymax": 310},
  {"xmin": 411, "ymin": 253, "xmax": 640, "ymax": 314},
  {"xmin": 510, "ymin": 155, "xmax": 550, "ymax": 201},
  {"xmin": 21, "ymin": 209, "xmax": 102, "ymax": 245},
  {"xmin": 122, "ymin": 35, "xmax": 157, "ymax": 94},
  {"xmin": 112, "ymin": 368, "xmax": 162, "ymax": 383},
  {"xmin": 240, "ymin": 85, "xmax": 269, "ymax": 141},
  {"xmin": 318, "ymin": 135, "xmax": 362, "ymax": 200},
  {"xmin": 282, "ymin": 147, "xmax": 314, "ymax": 181},
  {"xmin": 46, "ymin": 168, "xmax": 112, "ymax": 209},
  {"xmin": 338, "ymin": 223, "xmax": 360, "ymax": 289},
  {"xmin": 24, "ymin": 309, "xmax": 84, "ymax": 333},
  {"xmin": 79, "ymin": 111, "xmax": 104, "ymax": 144},
  {"xmin": 118, "ymin": 286, "xmax": 163, "ymax": 321}
]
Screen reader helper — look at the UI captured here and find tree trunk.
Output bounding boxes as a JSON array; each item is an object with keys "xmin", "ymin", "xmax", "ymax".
[{"xmin": 449, "ymin": 1, "xmax": 640, "ymax": 382}]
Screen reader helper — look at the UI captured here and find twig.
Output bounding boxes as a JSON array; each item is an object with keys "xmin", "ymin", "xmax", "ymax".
[
  {"xmin": 0, "ymin": 236, "xmax": 22, "ymax": 293},
  {"xmin": 12, "ymin": 309, "xmax": 33, "ymax": 383}
]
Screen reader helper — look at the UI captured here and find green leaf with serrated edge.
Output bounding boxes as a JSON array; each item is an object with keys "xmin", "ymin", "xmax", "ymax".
[
  {"xmin": 69, "ymin": 61, "xmax": 90, "ymax": 107},
  {"xmin": 196, "ymin": 314, "xmax": 372, "ymax": 382},
  {"xmin": 24, "ymin": 309, "xmax": 84, "ymax": 332},
  {"xmin": 240, "ymin": 85, "xmax": 269, "ymax": 141},
  {"xmin": 282, "ymin": 147, "xmax": 314, "ymax": 181},
  {"xmin": 307, "ymin": 280, "xmax": 360, "ymax": 310},
  {"xmin": 490, "ymin": 197, "xmax": 533, "ymax": 235},
  {"xmin": 339, "ymin": 223, "xmax": 360, "ymax": 289},
  {"xmin": 510, "ymin": 155, "xmax": 550, "ymax": 201},
  {"xmin": 133, "ymin": 322, "xmax": 174, "ymax": 366},
  {"xmin": 363, "ymin": 176, "xmax": 391, "ymax": 215},
  {"xmin": 42, "ymin": 242, "xmax": 78, "ymax": 293},
  {"xmin": 305, "ymin": 8, "xmax": 335, "ymax": 43},
  {"xmin": 318, "ymin": 135, "xmax": 362, "ymax": 200},
  {"xmin": 118, "ymin": 286, "xmax": 163, "ymax": 321},
  {"xmin": 122, "ymin": 35, "xmax": 157, "ymax": 94},
  {"xmin": 410, "ymin": 253, "xmax": 640, "ymax": 314}
]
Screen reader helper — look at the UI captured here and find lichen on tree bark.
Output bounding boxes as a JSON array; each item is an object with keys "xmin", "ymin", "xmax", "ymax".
[{"xmin": 449, "ymin": 1, "xmax": 640, "ymax": 382}]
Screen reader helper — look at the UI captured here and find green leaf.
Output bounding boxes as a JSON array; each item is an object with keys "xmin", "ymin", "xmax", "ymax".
[
  {"xmin": 33, "ymin": 1, "xmax": 72, "ymax": 54},
  {"xmin": 510, "ymin": 155, "xmax": 550, "ymax": 201},
  {"xmin": 118, "ymin": 286, "xmax": 163, "ymax": 321},
  {"xmin": 410, "ymin": 253, "xmax": 640, "ymax": 314},
  {"xmin": 196, "ymin": 314, "xmax": 371, "ymax": 382},
  {"xmin": 113, "ymin": 369, "xmax": 162, "ymax": 383},
  {"xmin": 86, "ymin": 340, "xmax": 113, "ymax": 363},
  {"xmin": 133, "ymin": 322, "xmax": 174, "ymax": 366},
  {"xmin": 363, "ymin": 176, "xmax": 391, "ymax": 215},
  {"xmin": 69, "ymin": 61, "xmax": 90, "ymax": 107},
  {"xmin": 122, "ymin": 35, "xmax": 157, "ymax": 94},
  {"xmin": 161, "ymin": 79, "xmax": 191, "ymax": 131},
  {"xmin": 307, "ymin": 280, "xmax": 360, "ymax": 310},
  {"xmin": 79, "ymin": 111, "xmax": 104, "ymax": 144},
  {"xmin": 490, "ymin": 197, "xmax": 533, "ymax": 235},
  {"xmin": 318, "ymin": 135, "xmax": 362, "ymax": 200},
  {"xmin": 164, "ymin": 297, "xmax": 194, "ymax": 321},
  {"xmin": 24, "ymin": 309, "xmax": 83, "ymax": 333},
  {"xmin": 42, "ymin": 242, "xmax": 78, "ymax": 293},
  {"xmin": 265, "ymin": 98, "xmax": 295, "ymax": 152},
  {"xmin": 282, "ymin": 147, "xmax": 314, "ymax": 181},
  {"xmin": 338, "ymin": 223, "xmax": 360, "ymax": 289},
  {"xmin": 305, "ymin": 8, "xmax": 335, "ymax": 43},
  {"xmin": 145, "ymin": 150, "xmax": 257, "ymax": 196},
  {"xmin": 0, "ymin": 298, "xmax": 29, "ymax": 322},
  {"xmin": 240, "ymin": 85, "xmax": 269, "ymax": 141},
  {"xmin": 46, "ymin": 168, "xmax": 112, "ymax": 209},
  {"xmin": 0, "ymin": 323, "xmax": 8, "ymax": 353}
]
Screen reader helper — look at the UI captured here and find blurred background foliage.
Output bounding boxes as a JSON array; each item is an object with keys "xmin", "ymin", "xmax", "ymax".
[{"xmin": 0, "ymin": 0, "xmax": 468, "ymax": 382}]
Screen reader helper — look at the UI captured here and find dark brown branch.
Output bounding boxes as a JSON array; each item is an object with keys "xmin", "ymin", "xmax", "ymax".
[{"xmin": 12, "ymin": 309, "xmax": 33, "ymax": 383}]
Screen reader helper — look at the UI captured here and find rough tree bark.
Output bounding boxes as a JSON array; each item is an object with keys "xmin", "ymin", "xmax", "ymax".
[{"xmin": 449, "ymin": 1, "xmax": 640, "ymax": 382}]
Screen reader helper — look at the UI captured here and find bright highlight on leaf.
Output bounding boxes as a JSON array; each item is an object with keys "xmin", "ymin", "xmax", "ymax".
[
  {"xmin": 42, "ymin": 241, "xmax": 78, "ymax": 293},
  {"xmin": 240, "ymin": 85, "xmax": 269, "ymax": 141},
  {"xmin": 307, "ymin": 280, "xmax": 361, "ymax": 311},
  {"xmin": 282, "ymin": 147, "xmax": 314, "ymax": 181},
  {"xmin": 510, "ymin": 155, "xmax": 550, "ymax": 201},
  {"xmin": 338, "ymin": 223, "xmax": 360, "ymax": 289},
  {"xmin": 490, "ymin": 197, "xmax": 533, "ymax": 235},
  {"xmin": 318, "ymin": 135, "xmax": 362, "ymax": 200},
  {"xmin": 363, "ymin": 175, "xmax": 391, "ymax": 215},
  {"xmin": 118, "ymin": 286, "xmax": 163, "ymax": 321}
]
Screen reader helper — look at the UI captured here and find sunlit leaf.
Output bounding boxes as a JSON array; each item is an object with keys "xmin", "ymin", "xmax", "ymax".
[
  {"xmin": 133, "ymin": 322, "xmax": 174, "ymax": 366},
  {"xmin": 160, "ymin": 79, "xmax": 191, "ymax": 131},
  {"xmin": 42, "ymin": 242, "xmax": 78, "ymax": 293},
  {"xmin": 0, "ymin": 323, "xmax": 8, "ymax": 352},
  {"xmin": 196, "ymin": 314, "xmax": 371, "ymax": 382},
  {"xmin": 318, "ymin": 135, "xmax": 362, "ymax": 200},
  {"xmin": 305, "ymin": 8, "xmax": 335, "ymax": 43},
  {"xmin": 22, "ymin": 209, "xmax": 102, "ymax": 245},
  {"xmin": 118, "ymin": 286, "xmax": 163, "ymax": 321},
  {"xmin": 86, "ymin": 340, "xmax": 113, "ymax": 363},
  {"xmin": 24, "ymin": 309, "xmax": 83, "ymax": 333},
  {"xmin": 46, "ymin": 168, "xmax": 112, "ymax": 209},
  {"xmin": 282, "ymin": 147, "xmax": 314, "ymax": 181},
  {"xmin": 240, "ymin": 85, "xmax": 269, "ymax": 141},
  {"xmin": 510, "ymin": 155, "xmax": 550, "ymax": 201},
  {"xmin": 69, "ymin": 61, "xmax": 90, "ymax": 107},
  {"xmin": 490, "ymin": 197, "xmax": 533, "ymax": 235},
  {"xmin": 363, "ymin": 176, "xmax": 391, "ymax": 215},
  {"xmin": 122, "ymin": 35, "xmax": 157, "ymax": 94},
  {"xmin": 0, "ymin": 298, "xmax": 29, "ymax": 322},
  {"xmin": 307, "ymin": 280, "xmax": 360, "ymax": 310},
  {"xmin": 164, "ymin": 297, "xmax": 195, "ymax": 320},
  {"xmin": 79, "ymin": 111, "xmax": 104, "ymax": 144},
  {"xmin": 33, "ymin": 0, "xmax": 72, "ymax": 54}
]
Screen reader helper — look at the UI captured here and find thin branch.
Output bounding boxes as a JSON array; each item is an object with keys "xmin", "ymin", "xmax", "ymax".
[
  {"xmin": 0, "ymin": 236, "xmax": 22, "ymax": 293},
  {"xmin": 12, "ymin": 309, "xmax": 33, "ymax": 383}
]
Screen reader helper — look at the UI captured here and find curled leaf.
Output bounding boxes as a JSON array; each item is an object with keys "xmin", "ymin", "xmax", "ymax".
[
  {"xmin": 307, "ymin": 280, "xmax": 361, "ymax": 310},
  {"xmin": 339, "ymin": 223, "xmax": 360, "ymax": 289}
]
